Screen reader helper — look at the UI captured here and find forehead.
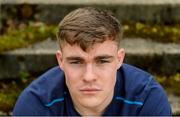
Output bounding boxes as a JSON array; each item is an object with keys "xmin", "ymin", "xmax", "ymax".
[{"xmin": 61, "ymin": 40, "xmax": 118, "ymax": 58}]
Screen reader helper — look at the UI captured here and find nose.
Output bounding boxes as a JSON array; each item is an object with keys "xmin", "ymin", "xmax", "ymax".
[{"xmin": 83, "ymin": 64, "xmax": 97, "ymax": 82}]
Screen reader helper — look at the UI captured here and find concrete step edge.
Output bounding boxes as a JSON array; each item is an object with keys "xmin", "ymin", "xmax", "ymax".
[{"xmin": 1, "ymin": 0, "xmax": 180, "ymax": 5}]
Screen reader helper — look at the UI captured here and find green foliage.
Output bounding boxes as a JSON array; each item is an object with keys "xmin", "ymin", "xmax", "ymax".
[
  {"xmin": 0, "ymin": 89, "xmax": 20, "ymax": 115},
  {"xmin": 19, "ymin": 71, "xmax": 30, "ymax": 83},
  {"xmin": 0, "ymin": 23, "xmax": 57, "ymax": 53},
  {"xmin": 123, "ymin": 22, "xmax": 180, "ymax": 43},
  {"xmin": 0, "ymin": 77, "xmax": 34, "ymax": 115},
  {"xmin": 0, "ymin": 81, "xmax": 22, "ymax": 115},
  {"xmin": 156, "ymin": 73, "xmax": 180, "ymax": 96}
]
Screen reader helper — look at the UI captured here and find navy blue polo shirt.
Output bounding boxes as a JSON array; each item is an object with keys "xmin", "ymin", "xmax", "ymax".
[{"xmin": 13, "ymin": 64, "xmax": 172, "ymax": 116}]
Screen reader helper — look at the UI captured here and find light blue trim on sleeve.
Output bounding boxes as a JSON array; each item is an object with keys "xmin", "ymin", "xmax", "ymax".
[
  {"xmin": 116, "ymin": 97, "xmax": 143, "ymax": 106},
  {"xmin": 45, "ymin": 97, "xmax": 64, "ymax": 107}
]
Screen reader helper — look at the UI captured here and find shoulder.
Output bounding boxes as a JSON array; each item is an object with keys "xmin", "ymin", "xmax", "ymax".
[
  {"xmin": 119, "ymin": 63, "xmax": 152, "ymax": 81},
  {"xmin": 116, "ymin": 64, "xmax": 171, "ymax": 115},
  {"xmin": 13, "ymin": 66, "xmax": 66, "ymax": 115},
  {"xmin": 26, "ymin": 66, "xmax": 65, "ymax": 104},
  {"xmin": 117, "ymin": 63, "xmax": 164, "ymax": 101}
]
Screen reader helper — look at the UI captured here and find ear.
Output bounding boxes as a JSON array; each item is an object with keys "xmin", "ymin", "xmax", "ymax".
[
  {"xmin": 56, "ymin": 50, "xmax": 64, "ymax": 70},
  {"xmin": 117, "ymin": 48, "xmax": 125, "ymax": 69}
]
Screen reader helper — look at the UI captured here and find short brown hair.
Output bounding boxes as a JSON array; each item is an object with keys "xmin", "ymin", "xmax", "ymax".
[{"xmin": 57, "ymin": 7, "xmax": 123, "ymax": 51}]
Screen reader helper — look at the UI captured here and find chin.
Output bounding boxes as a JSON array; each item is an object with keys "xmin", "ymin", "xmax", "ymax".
[{"xmin": 78, "ymin": 97, "xmax": 102, "ymax": 107}]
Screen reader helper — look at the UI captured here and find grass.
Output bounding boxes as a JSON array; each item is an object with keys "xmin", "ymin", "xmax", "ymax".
[{"xmin": 1, "ymin": 22, "xmax": 180, "ymax": 53}]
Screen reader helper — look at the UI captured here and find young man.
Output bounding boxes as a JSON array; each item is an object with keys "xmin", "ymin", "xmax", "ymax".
[{"xmin": 13, "ymin": 7, "xmax": 171, "ymax": 116}]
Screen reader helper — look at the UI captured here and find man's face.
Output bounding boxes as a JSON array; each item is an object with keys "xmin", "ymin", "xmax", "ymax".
[{"xmin": 56, "ymin": 40, "xmax": 125, "ymax": 111}]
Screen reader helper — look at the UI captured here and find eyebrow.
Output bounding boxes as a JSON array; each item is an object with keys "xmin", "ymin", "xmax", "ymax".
[
  {"xmin": 95, "ymin": 55, "xmax": 114, "ymax": 60},
  {"xmin": 65, "ymin": 55, "xmax": 114, "ymax": 61},
  {"xmin": 66, "ymin": 57, "xmax": 84, "ymax": 61}
]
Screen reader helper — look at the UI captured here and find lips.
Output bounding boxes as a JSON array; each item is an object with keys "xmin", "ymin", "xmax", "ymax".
[
  {"xmin": 80, "ymin": 88, "xmax": 100, "ymax": 91},
  {"xmin": 79, "ymin": 87, "xmax": 102, "ymax": 94}
]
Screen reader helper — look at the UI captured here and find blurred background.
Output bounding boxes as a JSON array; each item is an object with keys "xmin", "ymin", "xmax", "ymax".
[{"xmin": 0, "ymin": 0, "xmax": 180, "ymax": 115}]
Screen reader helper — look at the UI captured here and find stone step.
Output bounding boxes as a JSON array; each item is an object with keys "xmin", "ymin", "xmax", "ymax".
[
  {"xmin": 169, "ymin": 94, "xmax": 180, "ymax": 115},
  {"xmin": 1, "ymin": 0, "xmax": 180, "ymax": 5},
  {"xmin": 1, "ymin": 0, "xmax": 180, "ymax": 23},
  {"xmin": 0, "ymin": 38, "xmax": 180, "ymax": 79},
  {"xmin": 0, "ymin": 38, "xmax": 180, "ymax": 115}
]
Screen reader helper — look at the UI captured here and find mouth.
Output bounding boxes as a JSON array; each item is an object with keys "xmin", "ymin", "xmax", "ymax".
[{"xmin": 79, "ymin": 88, "xmax": 102, "ymax": 95}]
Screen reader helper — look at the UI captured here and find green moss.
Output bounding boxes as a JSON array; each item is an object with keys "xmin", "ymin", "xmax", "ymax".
[
  {"xmin": 0, "ymin": 23, "xmax": 57, "ymax": 53},
  {"xmin": 0, "ymin": 82, "xmax": 21, "ymax": 114},
  {"xmin": 0, "ymin": 90, "xmax": 20, "ymax": 114},
  {"xmin": 0, "ymin": 77, "xmax": 34, "ymax": 115},
  {"xmin": 123, "ymin": 22, "xmax": 180, "ymax": 43},
  {"xmin": 156, "ymin": 73, "xmax": 180, "ymax": 96},
  {"xmin": 1, "ymin": 22, "xmax": 180, "ymax": 53}
]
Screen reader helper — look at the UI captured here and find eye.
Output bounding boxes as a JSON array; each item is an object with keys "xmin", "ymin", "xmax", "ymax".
[
  {"xmin": 69, "ymin": 61, "xmax": 82, "ymax": 64},
  {"xmin": 97, "ymin": 59, "xmax": 110, "ymax": 64}
]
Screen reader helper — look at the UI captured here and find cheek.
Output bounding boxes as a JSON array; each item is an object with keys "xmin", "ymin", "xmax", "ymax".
[
  {"xmin": 63, "ymin": 66, "xmax": 83, "ymax": 89},
  {"xmin": 97, "ymin": 66, "xmax": 117, "ymax": 84},
  {"xmin": 104, "ymin": 70, "xmax": 116, "ymax": 83},
  {"xmin": 97, "ymin": 63, "xmax": 118, "ymax": 76},
  {"xmin": 65, "ymin": 73, "xmax": 78, "ymax": 93}
]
